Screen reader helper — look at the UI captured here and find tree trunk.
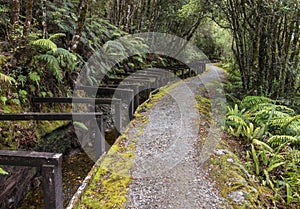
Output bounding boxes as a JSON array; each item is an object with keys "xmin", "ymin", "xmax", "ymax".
[
  {"xmin": 70, "ymin": 0, "xmax": 88, "ymax": 52},
  {"xmin": 10, "ymin": 0, "xmax": 21, "ymax": 25},
  {"xmin": 41, "ymin": 0, "xmax": 48, "ymax": 39},
  {"xmin": 23, "ymin": 0, "xmax": 34, "ymax": 40}
]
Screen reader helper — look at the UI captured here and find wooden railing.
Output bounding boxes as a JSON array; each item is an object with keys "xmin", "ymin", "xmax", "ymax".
[{"xmin": 0, "ymin": 150, "xmax": 63, "ymax": 209}]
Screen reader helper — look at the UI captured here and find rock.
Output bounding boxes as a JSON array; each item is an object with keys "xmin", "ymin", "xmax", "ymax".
[
  {"xmin": 228, "ymin": 190, "xmax": 245, "ymax": 205},
  {"xmin": 227, "ymin": 158, "xmax": 234, "ymax": 163},
  {"xmin": 214, "ymin": 149, "xmax": 229, "ymax": 156}
]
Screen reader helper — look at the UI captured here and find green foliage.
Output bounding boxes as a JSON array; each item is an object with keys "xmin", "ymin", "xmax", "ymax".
[
  {"xmin": 30, "ymin": 39, "xmax": 58, "ymax": 53},
  {"xmin": 226, "ymin": 96, "xmax": 300, "ymax": 206},
  {"xmin": 0, "ymin": 73, "xmax": 16, "ymax": 85},
  {"xmin": 28, "ymin": 34, "xmax": 80, "ymax": 95},
  {"xmin": 28, "ymin": 72, "xmax": 41, "ymax": 86},
  {"xmin": 0, "ymin": 167, "xmax": 8, "ymax": 175}
]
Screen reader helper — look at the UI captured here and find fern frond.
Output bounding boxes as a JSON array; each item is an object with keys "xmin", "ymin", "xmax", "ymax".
[
  {"xmin": 55, "ymin": 48, "xmax": 76, "ymax": 62},
  {"xmin": 287, "ymin": 149, "xmax": 300, "ymax": 164},
  {"xmin": 48, "ymin": 33, "xmax": 66, "ymax": 41},
  {"xmin": 268, "ymin": 135, "xmax": 300, "ymax": 147},
  {"xmin": 103, "ymin": 41, "xmax": 127, "ymax": 57},
  {"xmin": 252, "ymin": 108, "xmax": 290, "ymax": 125},
  {"xmin": 34, "ymin": 54, "xmax": 62, "ymax": 81},
  {"xmin": 253, "ymin": 139, "xmax": 273, "ymax": 153},
  {"xmin": 0, "ymin": 73, "xmax": 15, "ymax": 84},
  {"xmin": 35, "ymin": 54, "xmax": 59, "ymax": 69},
  {"xmin": 286, "ymin": 121, "xmax": 300, "ymax": 135},
  {"xmin": 30, "ymin": 39, "xmax": 57, "ymax": 53},
  {"xmin": 17, "ymin": 75, "xmax": 27, "ymax": 87},
  {"xmin": 241, "ymin": 96, "xmax": 274, "ymax": 109},
  {"xmin": 270, "ymin": 115, "xmax": 300, "ymax": 135},
  {"xmin": 29, "ymin": 72, "xmax": 40, "ymax": 86}
]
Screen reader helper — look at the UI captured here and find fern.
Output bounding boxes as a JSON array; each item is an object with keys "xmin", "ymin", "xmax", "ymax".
[
  {"xmin": 268, "ymin": 135, "xmax": 300, "ymax": 148},
  {"xmin": 34, "ymin": 54, "xmax": 62, "ymax": 81},
  {"xmin": 0, "ymin": 73, "xmax": 15, "ymax": 84},
  {"xmin": 251, "ymin": 144, "xmax": 260, "ymax": 175},
  {"xmin": 48, "ymin": 33, "xmax": 66, "ymax": 41},
  {"xmin": 30, "ymin": 39, "xmax": 58, "ymax": 53},
  {"xmin": 29, "ymin": 72, "xmax": 40, "ymax": 86},
  {"xmin": 0, "ymin": 167, "xmax": 8, "ymax": 175},
  {"xmin": 17, "ymin": 75, "xmax": 27, "ymax": 87},
  {"xmin": 253, "ymin": 139, "xmax": 273, "ymax": 153},
  {"xmin": 241, "ymin": 96, "xmax": 274, "ymax": 109},
  {"xmin": 103, "ymin": 40, "xmax": 128, "ymax": 58}
]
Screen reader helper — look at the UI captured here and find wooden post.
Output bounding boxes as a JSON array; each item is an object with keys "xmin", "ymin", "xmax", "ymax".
[
  {"xmin": 112, "ymin": 99, "xmax": 121, "ymax": 134},
  {"xmin": 0, "ymin": 151, "xmax": 63, "ymax": 209},
  {"xmin": 42, "ymin": 164, "xmax": 63, "ymax": 209},
  {"xmin": 95, "ymin": 114, "xmax": 105, "ymax": 159}
]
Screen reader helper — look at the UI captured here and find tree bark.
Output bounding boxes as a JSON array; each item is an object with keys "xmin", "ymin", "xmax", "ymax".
[
  {"xmin": 23, "ymin": 0, "xmax": 34, "ymax": 40},
  {"xmin": 10, "ymin": 0, "xmax": 21, "ymax": 25},
  {"xmin": 70, "ymin": 0, "xmax": 88, "ymax": 52},
  {"xmin": 41, "ymin": 0, "xmax": 48, "ymax": 39}
]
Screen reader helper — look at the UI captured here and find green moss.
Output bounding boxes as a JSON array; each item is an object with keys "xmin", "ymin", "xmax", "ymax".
[
  {"xmin": 195, "ymin": 86, "xmax": 272, "ymax": 208},
  {"xmin": 205, "ymin": 139, "xmax": 273, "ymax": 208},
  {"xmin": 195, "ymin": 95, "xmax": 212, "ymax": 119},
  {"xmin": 35, "ymin": 120, "xmax": 69, "ymax": 139},
  {"xmin": 76, "ymin": 133, "xmax": 135, "ymax": 209}
]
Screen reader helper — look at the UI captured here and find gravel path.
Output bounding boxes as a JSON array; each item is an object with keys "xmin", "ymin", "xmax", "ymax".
[{"xmin": 126, "ymin": 66, "xmax": 227, "ymax": 209}]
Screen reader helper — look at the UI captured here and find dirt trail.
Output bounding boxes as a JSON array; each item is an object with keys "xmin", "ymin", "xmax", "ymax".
[{"xmin": 126, "ymin": 65, "xmax": 227, "ymax": 209}]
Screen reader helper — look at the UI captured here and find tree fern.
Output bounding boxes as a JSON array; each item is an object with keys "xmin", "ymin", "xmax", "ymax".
[
  {"xmin": 55, "ymin": 48, "xmax": 77, "ymax": 69},
  {"xmin": 30, "ymin": 39, "xmax": 57, "ymax": 53},
  {"xmin": 103, "ymin": 41, "xmax": 127, "ymax": 57}
]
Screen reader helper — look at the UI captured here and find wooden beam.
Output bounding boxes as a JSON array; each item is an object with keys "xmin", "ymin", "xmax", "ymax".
[
  {"xmin": 0, "ymin": 112, "xmax": 103, "ymax": 121},
  {"xmin": 31, "ymin": 97, "xmax": 120, "ymax": 105},
  {"xmin": 31, "ymin": 97, "xmax": 122, "ymax": 133},
  {"xmin": 0, "ymin": 150, "xmax": 62, "ymax": 167},
  {"xmin": 0, "ymin": 150, "xmax": 63, "ymax": 209}
]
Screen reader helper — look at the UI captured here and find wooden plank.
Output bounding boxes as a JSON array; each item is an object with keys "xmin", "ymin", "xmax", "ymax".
[
  {"xmin": 0, "ymin": 150, "xmax": 62, "ymax": 167},
  {"xmin": 0, "ymin": 112, "xmax": 103, "ymax": 121},
  {"xmin": 31, "ymin": 97, "xmax": 120, "ymax": 105},
  {"xmin": 95, "ymin": 116, "xmax": 105, "ymax": 158},
  {"xmin": 116, "ymin": 73, "xmax": 161, "ymax": 87}
]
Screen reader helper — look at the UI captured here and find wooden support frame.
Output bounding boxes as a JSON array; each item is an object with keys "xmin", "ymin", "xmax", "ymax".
[
  {"xmin": 115, "ymin": 73, "xmax": 161, "ymax": 88},
  {"xmin": 76, "ymin": 86, "xmax": 135, "ymax": 120},
  {"xmin": 31, "ymin": 97, "xmax": 122, "ymax": 135},
  {"xmin": 107, "ymin": 78, "xmax": 152, "ymax": 99},
  {"xmin": 0, "ymin": 150, "xmax": 63, "ymax": 209},
  {"xmin": 0, "ymin": 113, "xmax": 105, "ymax": 159},
  {"xmin": 103, "ymin": 84, "xmax": 140, "ymax": 111}
]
